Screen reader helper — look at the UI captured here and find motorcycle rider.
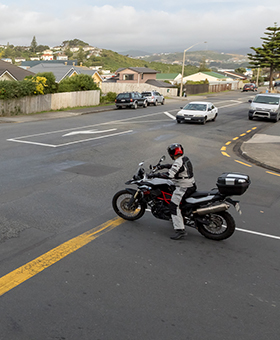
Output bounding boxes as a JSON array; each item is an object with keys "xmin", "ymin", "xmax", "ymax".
[{"xmin": 149, "ymin": 143, "xmax": 196, "ymax": 240}]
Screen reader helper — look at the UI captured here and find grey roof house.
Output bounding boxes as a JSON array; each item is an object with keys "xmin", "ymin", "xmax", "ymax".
[{"xmin": 29, "ymin": 63, "xmax": 103, "ymax": 88}]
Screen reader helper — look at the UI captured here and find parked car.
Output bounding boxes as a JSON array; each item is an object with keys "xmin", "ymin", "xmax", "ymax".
[
  {"xmin": 248, "ymin": 93, "xmax": 280, "ymax": 122},
  {"xmin": 141, "ymin": 91, "xmax": 165, "ymax": 106},
  {"xmin": 242, "ymin": 83, "xmax": 258, "ymax": 92},
  {"xmin": 274, "ymin": 81, "xmax": 280, "ymax": 88},
  {"xmin": 115, "ymin": 92, "xmax": 148, "ymax": 109},
  {"xmin": 176, "ymin": 101, "xmax": 218, "ymax": 124}
]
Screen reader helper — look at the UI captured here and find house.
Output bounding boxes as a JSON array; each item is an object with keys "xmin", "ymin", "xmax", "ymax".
[
  {"xmin": 115, "ymin": 67, "xmax": 159, "ymax": 83},
  {"xmin": 108, "ymin": 67, "xmax": 174, "ymax": 88},
  {"xmin": 156, "ymin": 73, "xmax": 182, "ymax": 85},
  {"xmin": 0, "ymin": 59, "xmax": 34, "ymax": 81},
  {"xmin": 182, "ymin": 71, "xmax": 233, "ymax": 84},
  {"xmin": 29, "ymin": 62, "xmax": 103, "ymax": 88}
]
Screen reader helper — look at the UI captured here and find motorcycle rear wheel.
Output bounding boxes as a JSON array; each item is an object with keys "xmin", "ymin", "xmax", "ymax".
[
  {"xmin": 112, "ymin": 189, "xmax": 146, "ymax": 221},
  {"xmin": 197, "ymin": 211, "xmax": 235, "ymax": 241}
]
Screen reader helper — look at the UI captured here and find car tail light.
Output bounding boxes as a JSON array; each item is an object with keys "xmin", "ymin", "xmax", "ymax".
[{"xmin": 130, "ymin": 99, "xmax": 133, "ymax": 102}]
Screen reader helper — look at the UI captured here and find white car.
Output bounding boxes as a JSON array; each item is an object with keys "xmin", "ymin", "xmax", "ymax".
[{"xmin": 176, "ymin": 101, "xmax": 218, "ymax": 124}]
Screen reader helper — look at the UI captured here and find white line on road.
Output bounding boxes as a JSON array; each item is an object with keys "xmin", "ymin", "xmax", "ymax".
[
  {"xmin": 8, "ymin": 130, "xmax": 133, "ymax": 148},
  {"xmin": 236, "ymin": 228, "xmax": 280, "ymax": 240},
  {"xmin": 62, "ymin": 128, "xmax": 116, "ymax": 137},
  {"xmin": 164, "ymin": 111, "xmax": 176, "ymax": 120}
]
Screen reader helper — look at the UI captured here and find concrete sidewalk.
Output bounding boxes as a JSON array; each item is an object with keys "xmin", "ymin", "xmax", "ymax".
[{"xmin": 240, "ymin": 123, "xmax": 280, "ymax": 173}]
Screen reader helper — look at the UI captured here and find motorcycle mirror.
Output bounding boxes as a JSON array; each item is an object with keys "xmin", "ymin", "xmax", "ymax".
[
  {"xmin": 160, "ymin": 155, "xmax": 166, "ymax": 162},
  {"xmin": 139, "ymin": 161, "xmax": 144, "ymax": 166}
]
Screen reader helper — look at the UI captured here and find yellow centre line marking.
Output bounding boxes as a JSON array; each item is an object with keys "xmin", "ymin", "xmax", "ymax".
[
  {"xmin": 225, "ymin": 141, "xmax": 231, "ymax": 145},
  {"xmin": 247, "ymin": 130, "xmax": 251, "ymax": 133},
  {"xmin": 240, "ymin": 133, "xmax": 246, "ymax": 137},
  {"xmin": 0, "ymin": 217, "xmax": 124, "ymax": 297},
  {"xmin": 233, "ymin": 137, "xmax": 239, "ymax": 140},
  {"xmin": 234, "ymin": 160, "xmax": 252, "ymax": 167},
  {"xmin": 222, "ymin": 151, "xmax": 230, "ymax": 157},
  {"xmin": 221, "ymin": 146, "xmax": 227, "ymax": 151},
  {"xmin": 252, "ymin": 127, "xmax": 257, "ymax": 130},
  {"xmin": 266, "ymin": 171, "xmax": 280, "ymax": 177}
]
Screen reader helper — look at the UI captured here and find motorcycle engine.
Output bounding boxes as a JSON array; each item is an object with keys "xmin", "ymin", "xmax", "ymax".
[{"xmin": 151, "ymin": 201, "xmax": 171, "ymax": 221}]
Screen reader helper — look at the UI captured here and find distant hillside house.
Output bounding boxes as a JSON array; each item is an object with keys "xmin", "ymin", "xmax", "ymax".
[
  {"xmin": 41, "ymin": 54, "xmax": 54, "ymax": 61},
  {"xmin": 0, "ymin": 59, "xmax": 34, "ymax": 81},
  {"xmin": 29, "ymin": 62, "xmax": 103, "ymax": 88}
]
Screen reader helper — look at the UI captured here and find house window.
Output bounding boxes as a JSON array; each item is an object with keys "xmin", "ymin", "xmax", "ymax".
[{"xmin": 123, "ymin": 74, "xmax": 134, "ymax": 80}]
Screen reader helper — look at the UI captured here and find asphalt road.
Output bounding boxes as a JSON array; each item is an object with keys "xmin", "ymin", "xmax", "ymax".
[{"xmin": 0, "ymin": 91, "xmax": 279, "ymax": 340}]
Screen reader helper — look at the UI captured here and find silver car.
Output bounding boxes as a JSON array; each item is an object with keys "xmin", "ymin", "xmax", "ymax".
[{"xmin": 141, "ymin": 91, "xmax": 165, "ymax": 106}]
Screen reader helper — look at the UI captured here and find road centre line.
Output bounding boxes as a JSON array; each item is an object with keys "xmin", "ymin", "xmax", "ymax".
[{"xmin": 0, "ymin": 217, "xmax": 125, "ymax": 297}]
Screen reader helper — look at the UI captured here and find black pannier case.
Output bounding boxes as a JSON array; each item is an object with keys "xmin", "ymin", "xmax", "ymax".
[{"xmin": 217, "ymin": 172, "xmax": 250, "ymax": 196}]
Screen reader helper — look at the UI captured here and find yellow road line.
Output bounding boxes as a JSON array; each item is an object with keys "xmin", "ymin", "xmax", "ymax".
[
  {"xmin": 0, "ymin": 217, "xmax": 124, "ymax": 297},
  {"xmin": 266, "ymin": 171, "xmax": 280, "ymax": 177},
  {"xmin": 233, "ymin": 137, "xmax": 239, "ymax": 140},
  {"xmin": 225, "ymin": 141, "xmax": 231, "ymax": 145},
  {"xmin": 234, "ymin": 160, "xmax": 252, "ymax": 167},
  {"xmin": 222, "ymin": 151, "xmax": 230, "ymax": 157},
  {"xmin": 220, "ymin": 146, "xmax": 227, "ymax": 151}
]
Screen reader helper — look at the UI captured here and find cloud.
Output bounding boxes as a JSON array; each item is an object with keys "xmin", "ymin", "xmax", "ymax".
[{"xmin": 0, "ymin": 3, "xmax": 280, "ymax": 52}]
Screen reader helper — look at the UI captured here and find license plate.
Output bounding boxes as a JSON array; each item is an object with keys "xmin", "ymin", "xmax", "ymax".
[
  {"xmin": 184, "ymin": 117, "xmax": 191, "ymax": 120},
  {"xmin": 121, "ymin": 99, "xmax": 126, "ymax": 102},
  {"xmin": 235, "ymin": 202, "xmax": 242, "ymax": 215}
]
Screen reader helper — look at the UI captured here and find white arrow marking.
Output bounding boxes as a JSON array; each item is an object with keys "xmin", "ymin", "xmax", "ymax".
[{"xmin": 62, "ymin": 128, "xmax": 116, "ymax": 137}]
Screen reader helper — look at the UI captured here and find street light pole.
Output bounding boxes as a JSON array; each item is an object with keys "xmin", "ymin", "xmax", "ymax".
[{"xmin": 179, "ymin": 42, "xmax": 207, "ymax": 97}]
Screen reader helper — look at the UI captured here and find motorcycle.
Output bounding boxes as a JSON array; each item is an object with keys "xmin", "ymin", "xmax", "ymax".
[{"xmin": 112, "ymin": 156, "xmax": 251, "ymax": 241}]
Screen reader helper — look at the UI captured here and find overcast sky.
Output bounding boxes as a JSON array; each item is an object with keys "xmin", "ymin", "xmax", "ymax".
[{"xmin": 0, "ymin": 0, "xmax": 279, "ymax": 54}]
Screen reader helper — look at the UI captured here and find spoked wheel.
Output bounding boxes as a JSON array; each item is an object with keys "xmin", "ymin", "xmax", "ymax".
[
  {"xmin": 197, "ymin": 211, "xmax": 235, "ymax": 240},
  {"xmin": 112, "ymin": 189, "xmax": 146, "ymax": 221}
]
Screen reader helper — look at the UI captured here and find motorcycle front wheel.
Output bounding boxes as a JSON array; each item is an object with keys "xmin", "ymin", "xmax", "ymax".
[
  {"xmin": 112, "ymin": 189, "xmax": 146, "ymax": 221},
  {"xmin": 197, "ymin": 211, "xmax": 235, "ymax": 241}
]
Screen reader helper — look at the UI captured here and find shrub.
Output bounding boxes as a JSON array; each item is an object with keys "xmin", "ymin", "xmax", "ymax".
[
  {"xmin": 58, "ymin": 74, "xmax": 100, "ymax": 93},
  {"xmin": 0, "ymin": 79, "xmax": 36, "ymax": 100},
  {"xmin": 100, "ymin": 91, "xmax": 117, "ymax": 103}
]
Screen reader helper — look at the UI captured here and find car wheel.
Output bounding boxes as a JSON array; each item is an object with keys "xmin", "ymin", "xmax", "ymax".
[
  {"xmin": 248, "ymin": 114, "xmax": 253, "ymax": 120},
  {"xmin": 212, "ymin": 113, "xmax": 217, "ymax": 121},
  {"xmin": 202, "ymin": 117, "xmax": 207, "ymax": 125},
  {"xmin": 272, "ymin": 113, "xmax": 279, "ymax": 123},
  {"xmin": 143, "ymin": 101, "xmax": 147, "ymax": 108},
  {"xmin": 154, "ymin": 100, "xmax": 157, "ymax": 106},
  {"xmin": 133, "ymin": 102, "xmax": 138, "ymax": 109},
  {"xmin": 176, "ymin": 119, "xmax": 181, "ymax": 124},
  {"xmin": 161, "ymin": 99, "xmax": 165, "ymax": 105}
]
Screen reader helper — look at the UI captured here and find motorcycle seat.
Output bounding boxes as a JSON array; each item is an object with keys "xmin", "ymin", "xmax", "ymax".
[{"xmin": 190, "ymin": 188, "xmax": 219, "ymax": 198}]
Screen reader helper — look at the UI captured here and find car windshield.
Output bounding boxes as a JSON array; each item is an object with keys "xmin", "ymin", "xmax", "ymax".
[
  {"xmin": 142, "ymin": 92, "xmax": 151, "ymax": 96},
  {"xmin": 253, "ymin": 96, "xmax": 280, "ymax": 105},
  {"xmin": 183, "ymin": 103, "xmax": 207, "ymax": 111}
]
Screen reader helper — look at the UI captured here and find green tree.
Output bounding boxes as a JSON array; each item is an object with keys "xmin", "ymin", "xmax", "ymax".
[
  {"xmin": 248, "ymin": 23, "xmax": 280, "ymax": 89},
  {"xmin": 198, "ymin": 57, "xmax": 211, "ymax": 72},
  {"xmin": 77, "ymin": 47, "xmax": 85, "ymax": 65},
  {"xmin": 30, "ymin": 36, "xmax": 38, "ymax": 53},
  {"xmin": 235, "ymin": 67, "xmax": 246, "ymax": 74}
]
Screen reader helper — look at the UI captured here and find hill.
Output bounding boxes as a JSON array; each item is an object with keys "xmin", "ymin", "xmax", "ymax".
[{"xmin": 86, "ymin": 49, "xmax": 198, "ymax": 75}]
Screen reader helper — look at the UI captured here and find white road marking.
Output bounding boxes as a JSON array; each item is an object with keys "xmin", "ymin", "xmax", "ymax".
[
  {"xmin": 62, "ymin": 128, "xmax": 116, "ymax": 137},
  {"xmin": 8, "ymin": 130, "xmax": 133, "ymax": 148},
  {"xmin": 164, "ymin": 111, "xmax": 176, "ymax": 120},
  {"xmin": 236, "ymin": 228, "xmax": 280, "ymax": 240}
]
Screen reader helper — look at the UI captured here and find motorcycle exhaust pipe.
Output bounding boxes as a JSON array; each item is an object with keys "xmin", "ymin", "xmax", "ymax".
[{"xmin": 193, "ymin": 203, "xmax": 230, "ymax": 215}]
